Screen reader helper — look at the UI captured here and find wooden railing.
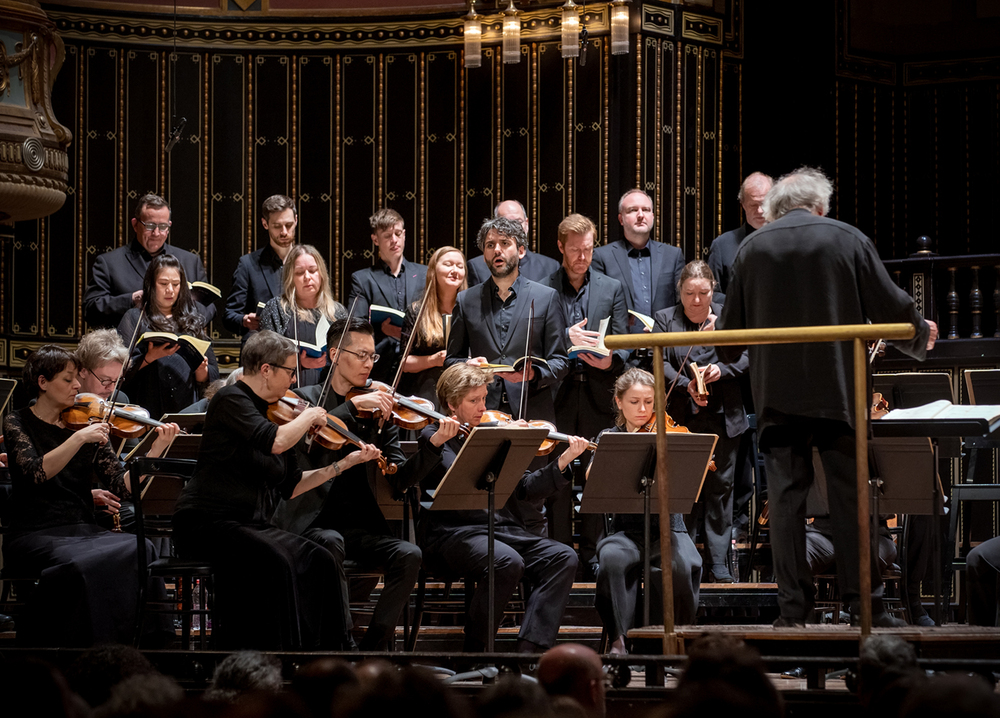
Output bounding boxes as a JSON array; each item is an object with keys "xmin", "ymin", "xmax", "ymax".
[{"xmin": 604, "ymin": 322, "xmax": 918, "ymax": 652}]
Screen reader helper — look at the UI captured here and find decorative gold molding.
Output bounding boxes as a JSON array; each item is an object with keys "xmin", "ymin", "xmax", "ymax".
[{"xmin": 640, "ymin": 5, "xmax": 675, "ymax": 38}]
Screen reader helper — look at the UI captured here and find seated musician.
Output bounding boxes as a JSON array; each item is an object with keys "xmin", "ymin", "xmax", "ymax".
[
  {"xmin": 2, "ymin": 345, "xmax": 179, "ymax": 646},
  {"xmin": 593, "ymin": 368, "xmax": 703, "ymax": 655},
  {"xmin": 417, "ymin": 363, "xmax": 589, "ymax": 653},
  {"xmin": 272, "ymin": 317, "xmax": 460, "ymax": 650},
  {"xmin": 172, "ymin": 330, "xmax": 352, "ymax": 651},
  {"xmin": 653, "ymin": 260, "xmax": 748, "ymax": 583}
]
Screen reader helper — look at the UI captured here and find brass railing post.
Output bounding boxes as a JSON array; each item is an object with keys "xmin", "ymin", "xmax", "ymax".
[{"xmin": 652, "ymin": 346, "xmax": 678, "ymax": 654}]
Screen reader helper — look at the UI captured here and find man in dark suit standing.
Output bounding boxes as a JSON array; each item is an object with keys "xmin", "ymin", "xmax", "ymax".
[
  {"xmin": 84, "ymin": 193, "xmax": 214, "ymax": 328},
  {"xmin": 590, "ymin": 189, "xmax": 685, "ymax": 368},
  {"xmin": 445, "ymin": 215, "xmax": 568, "ymax": 424},
  {"xmin": 224, "ymin": 194, "xmax": 297, "ymax": 346},
  {"xmin": 466, "ymin": 199, "xmax": 560, "ymax": 286},
  {"xmin": 348, "ymin": 208, "xmax": 428, "ymax": 383},
  {"xmin": 707, "ymin": 172, "xmax": 772, "ymax": 296},
  {"xmin": 541, "ymin": 213, "xmax": 629, "ymax": 574}
]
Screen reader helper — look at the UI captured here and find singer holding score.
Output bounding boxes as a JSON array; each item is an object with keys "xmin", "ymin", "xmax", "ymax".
[
  {"xmin": 653, "ymin": 260, "xmax": 748, "ymax": 583},
  {"xmin": 259, "ymin": 244, "xmax": 347, "ymax": 388}
]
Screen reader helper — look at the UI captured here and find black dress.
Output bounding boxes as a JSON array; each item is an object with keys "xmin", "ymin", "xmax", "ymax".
[
  {"xmin": 259, "ymin": 299, "xmax": 347, "ymax": 388},
  {"xmin": 118, "ymin": 309, "xmax": 220, "ymax": 419},
  {"xmin": 172, "ymin": 382, "xmax": 348, "ymax": 650},
  {"xmin": 398, "ymin": 304, "xmax": 448, "ymax": 405},
  {"xmin": 2, "ymin": 408, "xmax": 153, "ymax": 647}
]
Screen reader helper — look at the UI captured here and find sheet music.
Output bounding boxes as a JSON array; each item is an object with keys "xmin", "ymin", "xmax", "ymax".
[{"xmin": 882, "ymin": 400, "xmax": 1000, "ymax": 422}]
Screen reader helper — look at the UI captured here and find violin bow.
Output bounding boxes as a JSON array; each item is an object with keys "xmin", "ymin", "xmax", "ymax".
[
  {"xmin": 379, "ymin": 279, "xmax": 435, "ymax": 435},
  {"xmin": 517, "ymin": 300, "xmax": 535, "ymax": 421},
  {"xmin": 663, "ymin": 316, "xmax": 710, "ymax": 408},
  {"xmin": 309, "ymin": 296, "xmax": 360, "ymax": 452},
  {"xmin": 290, "ymin": 287, "xmax": 302, "ymax": 387}
]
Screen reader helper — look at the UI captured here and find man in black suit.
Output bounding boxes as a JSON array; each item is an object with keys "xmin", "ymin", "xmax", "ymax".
[
  {"xmin": 348, "ymin": 208, "xmax": 428, "ymax": 383},
  {"xmin": 445, "ymin": 216, "xmax": 568, "ymax": 424},
  {"xmin": 541, "ymin": 213, "xmax": 629, "ymax": 573},
  {"xmin": 84, "ymin": 193, "xmax": 214, "ymax": 328},
  {"xmin": 707, "ymin": 172, "xmax": 772, "ymax": 296},
  {"xmin": 466, "ymin": 199, "xmax": 560, "ymax": 286},
  {"xmin": 224, "ymin": 194, "xmax": 297, "ymax": 346},
  {"xmin": 591, "ymin": 189, "xmax": 685, "ymax": 368}
]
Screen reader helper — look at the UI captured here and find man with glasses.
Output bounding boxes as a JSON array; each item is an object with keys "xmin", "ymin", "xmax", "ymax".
[
  {"xmin": 272, "ymin": 317, "xmax": 460, "ymax": 650},
  {"xmin": 84, "ymin": 193, "xmax": 215, "ymax": 328}
]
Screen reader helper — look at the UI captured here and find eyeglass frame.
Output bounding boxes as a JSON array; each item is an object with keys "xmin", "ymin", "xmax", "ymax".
[
  {"xmin": 268, "ymin": 363, "xmax": 298, "ymax": 376},
  {"xmin": 140, "ymin": 221, "xmax": 171, "ymax": 233},
  {"xmin": 340, "ymin": 348, "xmax": 380, "ymax": 364}
]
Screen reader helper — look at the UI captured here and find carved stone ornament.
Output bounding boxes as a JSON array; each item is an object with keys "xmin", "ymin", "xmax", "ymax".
[{"xmin": 0, "ymin": 0, "xmax": 72, "ymax": 223}]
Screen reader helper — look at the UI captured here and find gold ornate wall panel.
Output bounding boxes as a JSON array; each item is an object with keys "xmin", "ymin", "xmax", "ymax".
[{"xmin": 4, "ymin": 1, "xmax": 740, "ymax": 360}]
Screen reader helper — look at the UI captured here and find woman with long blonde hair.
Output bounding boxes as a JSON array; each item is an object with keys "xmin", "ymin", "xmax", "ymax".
[
  {"xmin": 259, "ymin": 244, "xmax": 346, "ymax": 387},
  {"xmin": 398, "ymin": 246, "xmax": 467, "ymax": 403}
]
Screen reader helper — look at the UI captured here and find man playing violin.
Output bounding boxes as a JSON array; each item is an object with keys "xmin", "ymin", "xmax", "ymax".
[
  {"xmin": 417, "ymin": 363, "xmax": 590, "ymax": 653},
  {"xmin": 272, "ymin": 317, "xmax": 461, "ymax": 651}
]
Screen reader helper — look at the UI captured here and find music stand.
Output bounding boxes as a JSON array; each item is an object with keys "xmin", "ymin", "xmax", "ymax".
[
  {"xmin": 0, "ymin": 378, "xmax": 16, "ymax": 414},
  {"xmin": 964, "ymin": 369, "xmax": 1000, "ymax": 406},
  {"xmin": 580, "ymin": 431, "xmax": 717, "ymax": 626},
  {"xmin": 428, "ymin": 426, "xmax": 548, "ymax": 652}
]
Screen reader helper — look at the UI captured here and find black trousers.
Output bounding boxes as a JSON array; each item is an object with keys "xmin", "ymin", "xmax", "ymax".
[
  {"xmin": 305, "ymin": 527, "xmax": 421, "ymax": 650},
  {"xmin": 762, "ymin": 417, "xmax": 886, "ymax": 620},
  {"xmin": 422, "ymin": 525, "xmax": 577, "ymax": 648}
]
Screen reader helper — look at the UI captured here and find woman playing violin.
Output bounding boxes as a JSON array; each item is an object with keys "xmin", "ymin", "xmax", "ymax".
[
  {"xmin": 272, "ymin": 317, "xmax": 460, "ymax": 651},
  {"xmin": 118, "ymin": 254, "xmax": 220, "ymax": 418},
  {"xmin": 172, "ymin": 330, "xmax": 363, "ymax": 651},
  {"xmin": 259, "ymin": 244, "xmax": 347, "ymax": 388},
  {"xmin": 399, "ymin": 246, "xmax": 468, "ymax": 404},
  {"xmin": 652, "ymin": 260, "xmax": 749, "ymax": 583},
  {"xmin": 592, "ymin": 368, "xmax": 703, "ymax": 655},
  {"xmin": 2, "ymin": 345, "xmax": 180, "ymax": 646}
]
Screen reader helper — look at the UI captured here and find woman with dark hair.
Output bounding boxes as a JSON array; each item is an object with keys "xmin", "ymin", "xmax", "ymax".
[
  {"xmin": 653, "ymin": 259, "xmax": 748, "ymax": 583},
  {"xmin": 2, "ymin": 345, "xmax": 179, "ymax": 646},
  {"xmin": 172, "ymin": 330, "xmax": 369, "ymax": 650},
  {"xmin": 259, "ymin": 244, "xmax": 347, "ymax": 388},
  {"xmin": 118, "ymin": 253, "xmax": 220, "ymax": 418},
  {"xmin": 399, "ymin": 246, "xmax": 467, "ymax": 404}
]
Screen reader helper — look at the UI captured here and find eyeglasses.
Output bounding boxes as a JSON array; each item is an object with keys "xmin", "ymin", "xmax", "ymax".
[
  {"xmin": 341, "ymin": 348, "xmax": 380, "ymax": 364},
  {"xmin": 93, "ymin": 375, "xmax": 118, "ymax": 389},
  {"xmin": 268, "ymin": 364, "xmax": 298, "ymax": 376},
  {"xmin": 140, "ymin": 222, "xmax": 171, "ymax": 233}
]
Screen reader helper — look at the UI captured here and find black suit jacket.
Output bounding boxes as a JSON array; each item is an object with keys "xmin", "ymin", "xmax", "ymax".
[
  {"xmin": 223, "ymin": 244, "xmax": 284, "ymax": 340},
  {"xmin": 466, "ymin": 249, "xmax": 560, "ymax": 286},
  {"xmin": 590, "ymin": 238, "xmax": 686, "ymax": 321},
  {"xmin": 653, "ymin": 303, "xmax": 749, "ymax": 439},
  {"xmin": 84, "ymin": 240, "xmax": 214, "ymax": 328},
  {"xmin": 707, "ymin": 223, "xmax": 752, "ymax": 296},
  {"xmin": 445, "ymin": 276, "xmax": 568, "ymax": 423},
  {"xmin": 348, "ymin": 261, "xmax": 428, "ymax": 382},
  {"xmin": 540, "ymin": 268, "xmax": 630, "ymax": 440}
]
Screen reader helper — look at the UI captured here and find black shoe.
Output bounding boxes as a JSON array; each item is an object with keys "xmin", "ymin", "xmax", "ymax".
[
  {"xmin": 709, "ymin": 567, "xmax": 735, "ymax": 583},
  {"xmin": 912, "ymin": 614, "xmax": 936, "ymax": 627},
  {"xmin": 780, "ymin": 666, "xmax": 806, "ymax": 679},
  {"xmin": 773, "ymin": 616, "xmax": 806, "ymax": 628},
  {"xmin": 850, "ymin": 612, "xmax": 907, "ymax": 628}
]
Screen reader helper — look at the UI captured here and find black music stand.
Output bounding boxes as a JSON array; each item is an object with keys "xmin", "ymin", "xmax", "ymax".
[
  {"xmin": 428, "ymin": 426, "xmax": 548, "ymax": 652},
  {"xmin": 580, "ymin": 431, "xmax": 716, "ymax": 626}
]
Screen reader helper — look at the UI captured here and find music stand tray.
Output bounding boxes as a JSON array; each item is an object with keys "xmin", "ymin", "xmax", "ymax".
[{"xmin": 579, "ymin": 432, "xmax": 717, "ymax": 515}]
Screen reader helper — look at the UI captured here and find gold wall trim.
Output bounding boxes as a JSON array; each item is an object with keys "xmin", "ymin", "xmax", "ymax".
[
  {"xmin": 247, "ymin": 53, "xmax": 254, "ymax": 257},
  {"xmin": 48, "ymin": 7, "xmax": 612, "ymax": 51},
  {"xmin": 681, "ymin": 13, "xmax": 722, "ymax": 45},
  {"xmin": 291, "ymin": 54, "xmax": 298, "ymax": 200},
  {"xmin": 695, "ymin": 45, "xmax": 702, "ymax": 257},
  {"xmin": 640, "ymin": 5, "xmax": 675, "ymax": 38},
  {"xmin": 674, "ymin": 40, "xmax": 681, "ymax": 247},
  {"xmin": 202, "ymin": 52, "xmax": 211, "ymax": 260},
  {"xmin": 39, "ymin": 216, "xmax": 46, "ymax": 336},
  {"xmin": 716, "ymin": 52, "xmax": 722, "ymax": 239},
  {"xmin": 634, "ymin": 33, "xmax": 641, "ymax": 188},
  {"xmin": 601, "ymin": 38, "xmax": 609, "ymax": 243},
  {"xmin": 75, "ymin": 45, "xmax": 84, "ymax": 332}
]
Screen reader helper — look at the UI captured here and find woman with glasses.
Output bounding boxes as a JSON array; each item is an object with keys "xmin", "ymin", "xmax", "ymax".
[
  {"xmin": 173, "ymin": 330, "xmax": 364, "ymax": 650},
  {"xmin": 259, "ymin": 244, "xmax": 346, "ymax": 388},
  {"xmin": 118, "ymin": 254, "xmax": 220, "ymax": 420},
  {"xmin": 398, "ymin": 246, "xmax": 468, "ymax": 405}
]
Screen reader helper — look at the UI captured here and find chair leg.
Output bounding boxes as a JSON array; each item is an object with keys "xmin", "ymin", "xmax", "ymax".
[{"xmin": 407, "ymin": 570, "xmax": 427, "ymax": 652}]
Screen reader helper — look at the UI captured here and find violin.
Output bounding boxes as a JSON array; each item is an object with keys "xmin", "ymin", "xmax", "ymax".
[
  {"xmin": 267, "ymin": 391, "xmax": 396, "ymax": 475},
  {"xmin": 346, "ymin": 380, "xmax": 455, "ymax": 433},
  {"xmin": 636, "ymin": 412, "xmax": 717, "ymax": 471},
  {"xmin": 479, "ymin": 410, "xmax": 598, "ymax": 457},
  {"xmin": 61, "ymin": 393, "xmax": 173, "ymax": 439}
]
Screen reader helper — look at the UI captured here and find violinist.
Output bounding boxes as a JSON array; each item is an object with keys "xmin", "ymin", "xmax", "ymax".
[
  {"xmin": 259, "ymin": 244, "xmax": 347, "ymax": 388},
  {"xmin": 445, "ymin": 215, "xmax": 568, "ymax": 424},
  {"xmin": 271, "ymin": 317, "xmax": 461, "ymax": 651},
  {"xmin": 172, "ymin": 330, "xmax": 353, "ymax": 651},
  {"xmin": 417, "ymin": 363, "xmax": 589, "ymax": 653},
  {"xmin": 593, "ymin": 368, "xmax": 703, "ymax": 655},
  {"xmin": 653, "ymin": 260, "xmax": 748, "ymax": 583},
  {"xmin": 398, "ymin": 246, "xmax": 468, "ymax": 404},
  {"xmin": 118, "ymin": 254, "xmax": 220, "ymax": 419},
  {"xmin": 2, "ymin": 345, "xmax": 180, "ymax": 646}
]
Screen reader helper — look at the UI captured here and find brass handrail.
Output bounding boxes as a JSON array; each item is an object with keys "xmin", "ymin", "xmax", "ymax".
[{"xmin": 604, "ymin": 321, "xmax": 917, "ymax": 652}]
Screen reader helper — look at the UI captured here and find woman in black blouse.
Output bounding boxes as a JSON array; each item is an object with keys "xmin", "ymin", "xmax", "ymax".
[
  {"xmin": 2, "ymin": 345, "xmax": 179, "ymax": 646},
  {"xmin": 399, "ymin": 246, "xmax": 467, "ymax": 404},
  {"xmin": 119, "ymin": 254, "xmax": 220, "ymax": 418},
  {"xmin": 172, "ymin": 330, "xmax": 376, "ymax": 650}
]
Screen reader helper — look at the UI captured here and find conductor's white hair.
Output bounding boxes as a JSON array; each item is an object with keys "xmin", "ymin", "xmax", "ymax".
[{"xmin": 763, "ymin": 166, "xmax": 833, "ymax": 222}]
